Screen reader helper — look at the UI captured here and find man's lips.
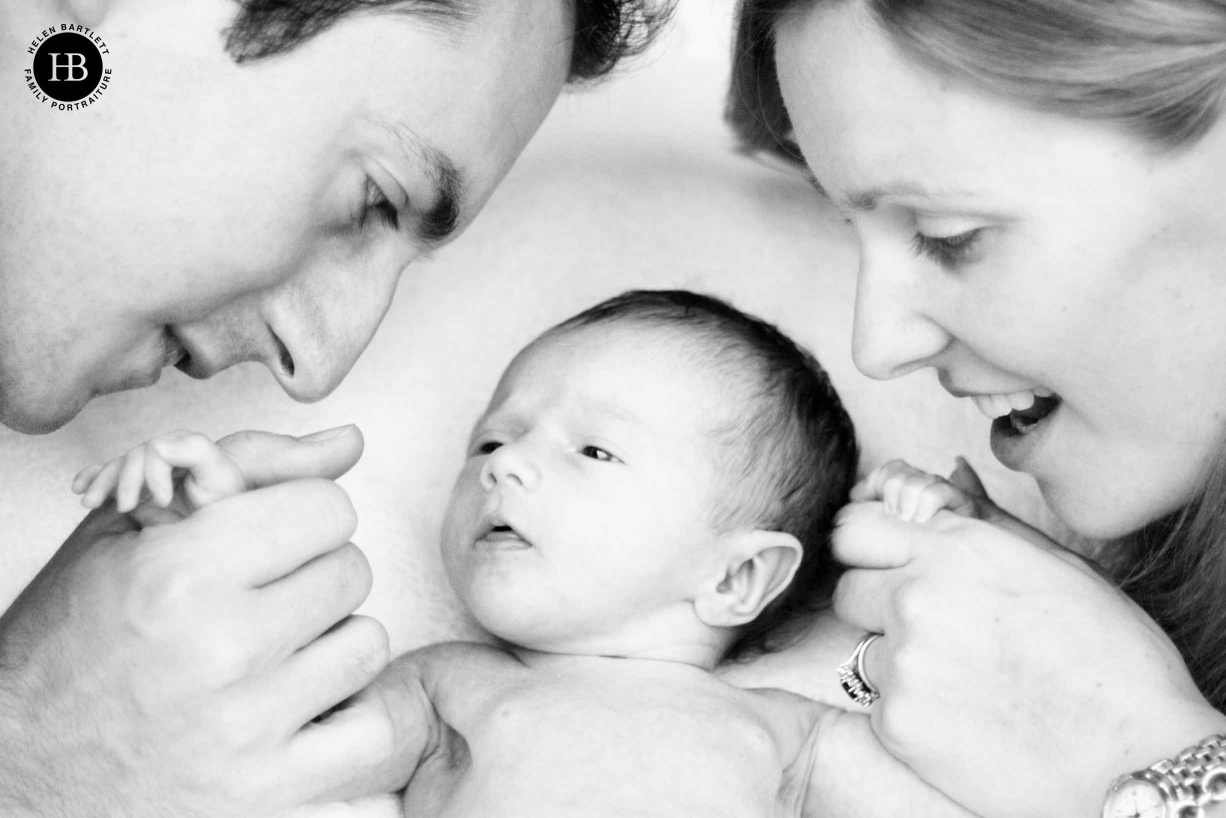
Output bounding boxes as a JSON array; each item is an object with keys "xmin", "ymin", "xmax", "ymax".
[{"xmin": 162, "ymin": 328, "xmax": 188, "ymax": 369}]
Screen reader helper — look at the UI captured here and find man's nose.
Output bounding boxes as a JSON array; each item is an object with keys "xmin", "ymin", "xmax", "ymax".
[
  {"xmin": 480, "ymin": 442, "xmax": 542, "ymax": 492},
  {"xmin": 851, "ymin": 250, "xmax": 951, "ymax": 380},
  {"xmin": 267, "ymin": 255, "xmax": 406, "ymax": 403}
]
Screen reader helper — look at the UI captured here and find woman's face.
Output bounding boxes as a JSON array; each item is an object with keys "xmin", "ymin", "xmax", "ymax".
[{"xmin": 776, "ymin": 1, "xmax": 1226, "ymax": 538}]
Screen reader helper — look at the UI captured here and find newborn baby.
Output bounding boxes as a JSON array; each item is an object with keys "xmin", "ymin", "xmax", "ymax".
[{"xmin": 83, "ymin": 290, "xmax": 974, "ymax": 816}]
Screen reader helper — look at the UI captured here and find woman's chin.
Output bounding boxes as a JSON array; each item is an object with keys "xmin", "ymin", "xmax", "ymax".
[{"xmin": 1038, "ymin": 479, "xmax": 1172, "ymax": 544}]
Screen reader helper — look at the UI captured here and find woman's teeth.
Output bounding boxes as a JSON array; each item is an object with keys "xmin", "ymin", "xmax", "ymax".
[{"xmin": 971, "ymin": 389, "xmax": 1053, "ymax": 420}]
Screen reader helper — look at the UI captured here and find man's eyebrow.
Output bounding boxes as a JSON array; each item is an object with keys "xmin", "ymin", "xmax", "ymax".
[
  {"xmin": 384, "ymin": 122, "xmax": 467, "ymax": 250},
  {"xmin": 389, "ymin": 0, "xmax": 479, "ymax": 30},
  {"xmin": 417, "ymin": 145, "xmax": 464, "ymax": 248}
]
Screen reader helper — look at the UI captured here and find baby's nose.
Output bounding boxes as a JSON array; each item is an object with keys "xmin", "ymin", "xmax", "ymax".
[{"xmin": 480, "ymin": 443, "xmax": 541, "ymax": 491}]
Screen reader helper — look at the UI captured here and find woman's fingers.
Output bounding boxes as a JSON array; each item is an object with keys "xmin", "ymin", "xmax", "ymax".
[
  {"xmin": 832, "ymin": 566, "xmax": 897, "ymax": 634},
  {"xmin": 833, "ymin": 501, "xmax": 929, "ymax": 568}
]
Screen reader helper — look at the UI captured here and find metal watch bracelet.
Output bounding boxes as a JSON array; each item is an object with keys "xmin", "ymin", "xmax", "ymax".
[{"xmin": 1136, "ymin": 733, "xmax": 1226, "ymax": 818}]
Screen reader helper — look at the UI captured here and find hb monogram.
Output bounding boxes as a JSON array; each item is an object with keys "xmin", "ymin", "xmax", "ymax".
[{"xmin": 47, "ymin": 53, "xmax": 88, "ymax": 81}]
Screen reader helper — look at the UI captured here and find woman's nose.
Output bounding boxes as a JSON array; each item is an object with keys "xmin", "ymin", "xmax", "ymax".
[
  {"xmin": 480, "ymin": 442, "xmax": 542, "ymax": 492},
  {"xmin": 851, "ymin": 252, "xmax": 951, "ymax": 380}
]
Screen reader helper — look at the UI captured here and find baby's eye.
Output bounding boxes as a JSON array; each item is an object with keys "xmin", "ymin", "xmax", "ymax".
[
  {"xmin": 580, "ymin": 445, "xmax": 619, "ymax": 463},
  {"xmin": 473, "ymin": 440, "xmax": 502, "ymax": 456}
]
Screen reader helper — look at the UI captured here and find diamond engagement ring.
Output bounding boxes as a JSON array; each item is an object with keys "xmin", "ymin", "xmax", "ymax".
[{"xmin": 837, "ymin": 632, "xmax": 882, "ymax": 708}]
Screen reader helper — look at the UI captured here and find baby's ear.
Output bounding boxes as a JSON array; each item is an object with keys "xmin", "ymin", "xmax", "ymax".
[{"xmin": 694, "ymin": 530, "xmax": 802, "ymax": 628}]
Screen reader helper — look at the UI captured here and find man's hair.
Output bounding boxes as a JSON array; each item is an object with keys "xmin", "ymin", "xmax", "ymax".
[
  {"xmin": 552, "ymin": 290, "xmax": 859, "ymax": 660},
  {"xmin": 224, "ymin": 0, "xmax": 673, "ymax": 82}
]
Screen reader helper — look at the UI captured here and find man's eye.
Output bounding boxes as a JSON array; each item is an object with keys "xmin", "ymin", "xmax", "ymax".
[
  {"xmin": 358, "ymin": 177, "xmax": 400, "ymax": 231},
  {"xmin": 580, "ymin": 445, "xmax": 619, "ymax": 463}
]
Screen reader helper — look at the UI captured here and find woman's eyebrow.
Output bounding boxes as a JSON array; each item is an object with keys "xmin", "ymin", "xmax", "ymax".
[{"xmin": 834, "ymin": 182, "xmax": 979, "ymax": 212}]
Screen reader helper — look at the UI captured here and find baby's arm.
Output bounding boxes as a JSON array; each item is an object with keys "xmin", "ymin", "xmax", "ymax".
[
  {"xmin": 72, "ymin": 430, "xmax": 247, "ymax": 526},
  {"xmin": 334, "ymin": 644, "xmax": 492, "ymax": 799}
]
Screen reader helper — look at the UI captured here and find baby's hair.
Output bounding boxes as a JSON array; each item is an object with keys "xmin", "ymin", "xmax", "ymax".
[{"xmin": 550, "ymin": 290, "xmax": 859, "ymax": 660}]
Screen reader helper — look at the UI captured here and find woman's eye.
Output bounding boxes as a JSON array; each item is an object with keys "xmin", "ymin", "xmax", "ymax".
[
  {"xmin": 580, "ymin": 445, "xmax": 619, "ymax": 463},
  {"xmin": 358, "ymin": 177, "xmax": 400, "ymax": 231},
  {"xmin": 910, "ymin": 229, "xmax": 982, "ymax": 268}
]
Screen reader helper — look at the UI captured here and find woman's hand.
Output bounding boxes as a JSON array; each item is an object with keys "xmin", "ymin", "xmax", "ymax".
[{"xmin": 832, "ymin": 500, "xmax": 1226, "ymax": 818}]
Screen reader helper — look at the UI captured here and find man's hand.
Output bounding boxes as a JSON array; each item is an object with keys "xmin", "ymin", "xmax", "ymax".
[{"xmin": 0, "ymin": 426, "xmax": 399, "ymax": 817}]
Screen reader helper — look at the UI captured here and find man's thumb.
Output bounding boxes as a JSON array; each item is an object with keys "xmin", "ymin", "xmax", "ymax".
[{"xmin": 218, "ymin": 425, "xmax": 365, "ymax": 488}]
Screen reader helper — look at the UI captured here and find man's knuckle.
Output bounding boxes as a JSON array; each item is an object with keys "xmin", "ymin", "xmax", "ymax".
[
  {"xmin": 211, "ymin": 699, "xmax": 265, "ymax": 751},
  {"xmin": 190, "ymin": 627, "xmax": 259, "ymax": 684},
  {"xmin": 306, "ymin": 479, "xmax": 358, "ymax": 533},
  {"xmin": 123, "ymin": 555, "xmax": 198, "ymax": 633}
]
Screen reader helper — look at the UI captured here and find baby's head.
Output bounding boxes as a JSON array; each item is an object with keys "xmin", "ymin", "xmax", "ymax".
[{"xmin": 441, "ymin": 290, "xmax": 857, "ymax": 666}]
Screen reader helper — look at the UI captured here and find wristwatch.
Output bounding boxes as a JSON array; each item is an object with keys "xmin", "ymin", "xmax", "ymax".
[{"xmin": 1102, "ymin": 734, "xmax": 1226, "ymax": 818}]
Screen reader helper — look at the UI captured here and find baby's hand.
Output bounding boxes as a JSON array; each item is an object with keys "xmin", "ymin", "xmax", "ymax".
[
  {"xmin": 72, "ymin": 430, "xmax": 248, "ymax": 525},
  {"xmin": 850, "ymin": 457, "xmax": 997, "ymax": 523}
]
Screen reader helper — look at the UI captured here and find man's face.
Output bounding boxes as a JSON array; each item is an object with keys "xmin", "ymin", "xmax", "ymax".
[{"xmin": 0, "ymin": 0, "xmax": 572, "ymax": 433}]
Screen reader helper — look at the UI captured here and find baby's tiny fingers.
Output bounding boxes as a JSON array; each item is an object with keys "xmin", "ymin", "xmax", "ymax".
[
  {"xmin": 81, "ymin": 457, "xmax": 125, "ymax": 508},
  {"xmin": 896, "ymin": 474, "xmax": 943, "ymax": 521},
  {"xmin": 852, "ymin": 459, "xmax": 917, "ymax": 503},
  {"xmin": 116, "ymin": 446, "xmax": 150, "ymax": 513},
  {"xmin": 913, "ymin": 481, "xmax": 964, "ymax": 522},
  {"xmin": 144, "ymin": 447, "xmax": 175, "ymax": 507},
  {"xmin": 72, "ymin": 463, "xmax": 105, "ymax": 494}
]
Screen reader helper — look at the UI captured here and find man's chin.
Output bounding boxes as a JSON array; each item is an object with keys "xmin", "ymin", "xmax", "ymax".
[{"xmin": 0, "ymin": 392, "xmax": 85, "ymax": 435}]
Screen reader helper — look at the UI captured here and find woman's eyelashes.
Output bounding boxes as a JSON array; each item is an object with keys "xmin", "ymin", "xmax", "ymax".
[
  {"xmin": 910, "ymin": 228, "xmax": 983, "ymax": 268},
  {"xmin": 358, "ymin": 176, "xmax": 401, "ymax": 231}
]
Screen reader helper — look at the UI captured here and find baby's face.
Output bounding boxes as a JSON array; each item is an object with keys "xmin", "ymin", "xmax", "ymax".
[{"xmin": 441, "ymin": 324, "xmax": 735, "ymax": 656}]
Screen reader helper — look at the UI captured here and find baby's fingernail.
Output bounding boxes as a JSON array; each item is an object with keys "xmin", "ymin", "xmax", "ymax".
[{"xmin": 300, "ymin": 424, "xmax": 355, "ymax": 443}]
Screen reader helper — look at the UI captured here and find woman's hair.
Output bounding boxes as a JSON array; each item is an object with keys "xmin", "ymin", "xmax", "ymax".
[
  {"xmin": 727, "ymin": 0, "xmax": 1226, "ymax": 708},
  {"xmin": 727, "ymin": 0, "xmax": 1226, "ymax": 163},
  {"xmin": 225, "ymin": 0, "xmax": 673, "ymax": 82},
  {"xmin": 1116, "ymin": 449, "xmax": 1226, "ymax": 710},
  {"xmin": 552, "ymin": 289, "xmax": 860, "ymax": 661}
]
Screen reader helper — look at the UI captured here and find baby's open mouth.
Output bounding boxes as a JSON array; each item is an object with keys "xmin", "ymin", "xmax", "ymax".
[{"xmin": 476, "ymin": 521, "xmax": 532, "ymax": 549}]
